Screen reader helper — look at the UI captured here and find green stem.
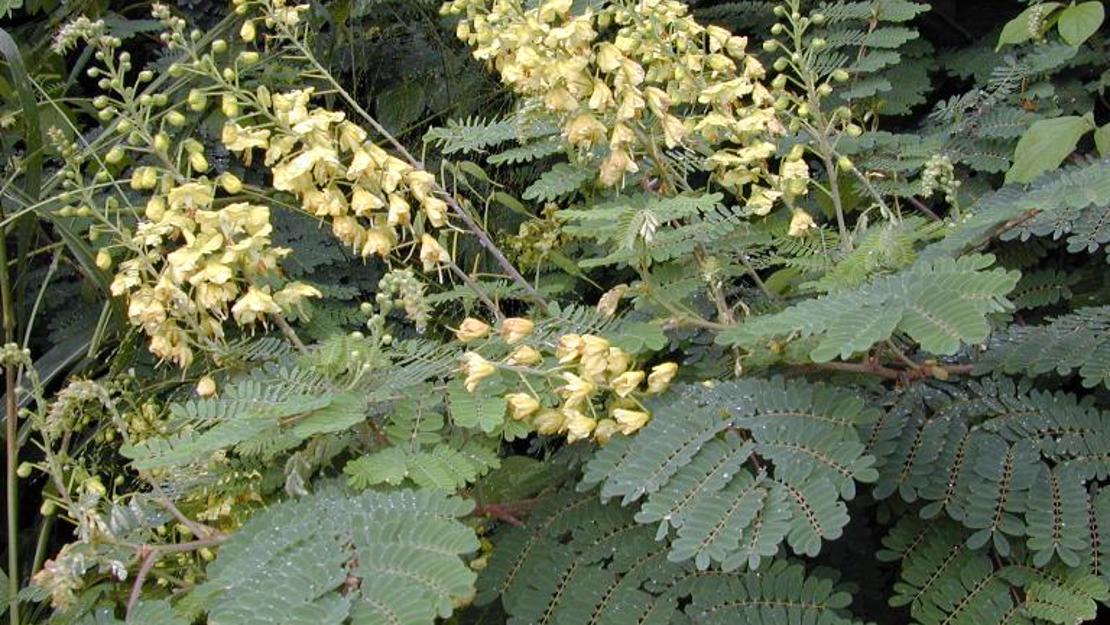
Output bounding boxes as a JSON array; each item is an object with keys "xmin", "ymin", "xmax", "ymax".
[{"xmin": 2, "ymin": 207, "xmax": 20, "ymax": 625}]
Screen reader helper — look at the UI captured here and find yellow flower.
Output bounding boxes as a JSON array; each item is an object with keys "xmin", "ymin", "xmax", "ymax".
[
  {"xmin": 167, "ymin": 183, "xmax": 214, "ymax": 210},
  {"xmin": 593, "ymin": 419, "xmax": 620, "ymax": 444},
  {"xmin": 387, "ymin": 193, "xmax": 411, "ymax": 225},
  {"xmin": 565, "ymin": 113, "xmax": 607, "ymax": 149},
  {"xmin": 505, "ymin": 393, "xmax": 541, "ymax": 420},
  {"xmin": 564, "ymin": 409, "xmax": 597, "ymax": 443},
  {"xmin": 456, "ymin": 318, "xmax": 491, "ymax": 342},
  {"xmin": 646, "ymin": 362, "xmax": 678, "ymax": 394},
  {"xmin": 196, "ymin": 375, "xmax": 217, "ymax": 398},
  {"xmin": 559, "ymin": 372, "xmax": 596, "ymax": 408},
  {"xmin": 787, "ymin": 209, "xmax": 815, "ymax": 237},
  {"xmin": 533, "ymin": 409, "xmax": 566, "ymax": 435},
  {"xmin": 221, "ymin": 123, "xmax": 270, "ymax": 154},
  {"xmin": 539, "ymin": 0, "xmax": 572, "ymax": 22},
  {"xmin": 500, "ymin": 317, "xmax": 534, "ymax": 344},
  {"xmin": 579, "ymin": 335, "xmax": 611, "ymax": 379},
  {"xmin": 421, "ymin": 196, "xmax": 449, "ymax": 227},
  {"xmin": 612, "ymin": 408, "xmax": 650, "ymax": 435},
  {"xmin": 360, "ymin": 227, "xmax": 396, "ymax": 258},
  {"xmin": 599, "ymin": 148, "xmax": 638, "ymax": 186},
  {"xmin": 461, "ymin": 352, "xmax": 497, "ymax": 392},
  {"xmin": 231, "ymin": 286, "xmax": 281, "ymax": 325},
  {"xmin": 351, "ymin": 187, "xmax": 385, "ymax": 216},
  {"xmin": 274, "ymin": 282, "xmax": 322, "ymax": 309},
  {"xmin": 606, "ymin": 347, "xmax": 632, "ymax": 376},
  {"xmin": 555, "ymin": 334, "xmax": 583, "ymax": 363},
  {"xmin": 746, "ymin": 186, "xmax": 781, "ymax": 216},
  {"xmin": 419, "ymin": 234, "xmax": 451, "ymax": 271},
  {"xmin": 506, "ymin": 345, "xmax": 543, "ymax": 366},
  {"xmin": 609, "ymin": 371, "xmax": 644, "ymax": 397},
  {"xmin": 596, "ymin": 43, "xmax": 623, "ymax": 72}
]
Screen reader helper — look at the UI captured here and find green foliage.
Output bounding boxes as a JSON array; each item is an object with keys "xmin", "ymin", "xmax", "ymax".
[
  {"xmin": 476, "ymin": 487, "xmax": 866, "ymax": 625},
  {"xmin": 579, "ymin": 377, "xmax": 876, "ymax": 568},
  {"xmin": 977, "ymin": 306, "xmax": 1110, "ymax": 388},
  {"xmin": 718, "ymin": 254, "xmax": 1019, "ymax": 360},
  {"xmin": 184, "ymin": 487, "xmax": 477, "ymax": 625},
  {"xmin": 4, "ymin": 1, "xmax": 1110, "ymax": 625}
]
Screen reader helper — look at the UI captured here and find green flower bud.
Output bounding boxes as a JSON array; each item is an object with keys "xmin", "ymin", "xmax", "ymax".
[
  {"xmin": 187, "ymin": 88, "xmax": 206, "ymax": 112},
  {"xmin": 154, "ymin": 132, "xmax": 170, "ymax": 153},
  {"xmin": 116, "ymin": 118, "xmax": 133, "ymax": 134},
  {"xmin": 238, "ymin": 51, "xmax": 260, "ymax": 66},
  {"xmin": 773, "ymin": 57, "xmax": 789, "ymax": 71},
  {"xmin": 218, "ymin": 173, "xmax": 242, "ymax": 194},
  {"xmin": 240, "ymin": 19, "xmax": 256, "ymax": 41},
  {"xmin": 212, "ymin": 39, "xmax": 228, "ymax": 53},
  {"xmin": 771, "ymin": 23, "xmax": 785, "ymax": 35},
  {"xmin": 837, "ymin": 155, "xmax": 854, "ymax": 170},
  {"xmin": 16, "ymin": 462, "xmax": 32, "ymax": 478},
  {"xmin": 166, "ymin": 110, "xmax": 187, "ymax": 127},
  {"xmin": 189, "ymin": 151, "xmax": 209, "ymax": 172},
  {"xmin": 762, "ymin": 40, "xmax": 778, "ymax": 52},
  {"xmin": 832, "ymin": 69, "xmax": 850, "ymax": 82},
  {"xmin": 105, "ymin": 146, "xmax": 125, "ymax": 164},
  {"xmin": 138, "ymin": 70, "xmax": 154, "ymax": 82}
]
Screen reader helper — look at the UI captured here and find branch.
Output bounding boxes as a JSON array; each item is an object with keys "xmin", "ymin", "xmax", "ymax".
[
  {"xmin": 273, "ymin": 313, "xmax": 308, "ymax": 354},
  {"xmin": 472, "ymin": 497, "xmax": 543, "ymax": 526},
  {"xmin": 126, "ymin": 535, "xmax": 229, "ymax": 619}
]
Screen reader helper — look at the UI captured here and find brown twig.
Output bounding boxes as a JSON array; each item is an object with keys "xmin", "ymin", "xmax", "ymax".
[
  {"xmin": 273, "ymin": 313, "xmax": 308, "ymax": 354},
  {"xmin": 472, "ymin": 497, "xmax": 543, "ymax": 526},
  {"xmin": 126, "ymin": 535, "xmax": 229, "ymax": 619},
  {"xmin": 906, "ymin": 196, "xmax": 941, "ymax": 221}
]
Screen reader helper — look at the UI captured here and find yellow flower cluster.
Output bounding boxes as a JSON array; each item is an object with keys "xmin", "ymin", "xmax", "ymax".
[
  {"xmin": 454, "ymin": 315, "xmax": 678, "ymax": 444},
  {"xmin": 221, "ymin": 86, "xmax": 453, "ymax": 266},
  {"xmin": 109, "ymin": 180, "xmax": 320, "ymax": 367},
  {"xmin": 442, "ymin": 0, "xmax": 803, "ymax": 209}
]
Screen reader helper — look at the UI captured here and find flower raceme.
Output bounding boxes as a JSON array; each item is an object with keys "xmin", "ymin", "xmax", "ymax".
[
  {"xmin": 220, "ymin": 86, "xmax": 454, "ymax": 261},
  {"xmin": 109, "ymin": 180, "xmax": 320, "ymax": 368},
  {"xmin": 452, "ymin": 317, "xmax": 678, "ymax": 445},
  {"xmin": 442, "ymin": 0, "xmax": 806, "ymax": 214}
]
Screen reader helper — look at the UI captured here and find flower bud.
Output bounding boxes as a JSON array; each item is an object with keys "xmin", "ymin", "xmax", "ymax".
[
  {"xmin": 212, "ymin": 39, "xmax": 228, "ymax": 53},
  {"xmin": 832, "ymin": 69, "xmax": 851, "ymax": 82},
  {"xmin": 593, "ymin": 419, "xmax": 620, "ymax": 444},
  {"xmin": 218, "ymin": 173, "xmax": 243, "ymax": 194},
  {"xmin": 505, "ymin": 393, "xmax": 540, "ymax": 420},
  {"xmin": 196, "ymin": 375, "xmax": 217, "ymax": 397},
  {"xmin": 461, "ymin": 352, "xmax": 497, "ymax": 392},
  {"xmin": 613, "ymin": 408, "xmax": 650, "ymax": 435},
  {"xmin": 499, "ymin": 317, "xmax": 534, "ymax": 344},
  {"xmin": 240, "ymin": 20, "xmax": 256, "ymax": 42},
  {"xmin": 222, "ymin": 94, "xmax": 240, "ymax": 117},
  {"xmin": 166, "ymin": 111, "xmax": 187, "ymax": 127},
  {"xmin": 646, "ymin": 362, "xmax": 678, "ymax": 394},
  {"xmin": 189, "ymin": 152, "xmax": 209, "ymax": 172},
  {"xmin": 506, "ymin": 345, "xmax": 542, "ymax": 366},
  {"xmin": 456, "ymin": 318, "xmax": 491, "ymax": 342},
  {"xmin": 533, "ymin": 409, "xmax": 565, "ymax": 435},
  {"xmin": 564, "ymin": 410, "xmax": 597, "ymax": 443},
  {"xmin": 187, "ymin": 89, "xmax": 206, "ymax": 112},
  {"xmin": 105, "ymin": 146, "xmax": 125, "ymax": 164}
]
